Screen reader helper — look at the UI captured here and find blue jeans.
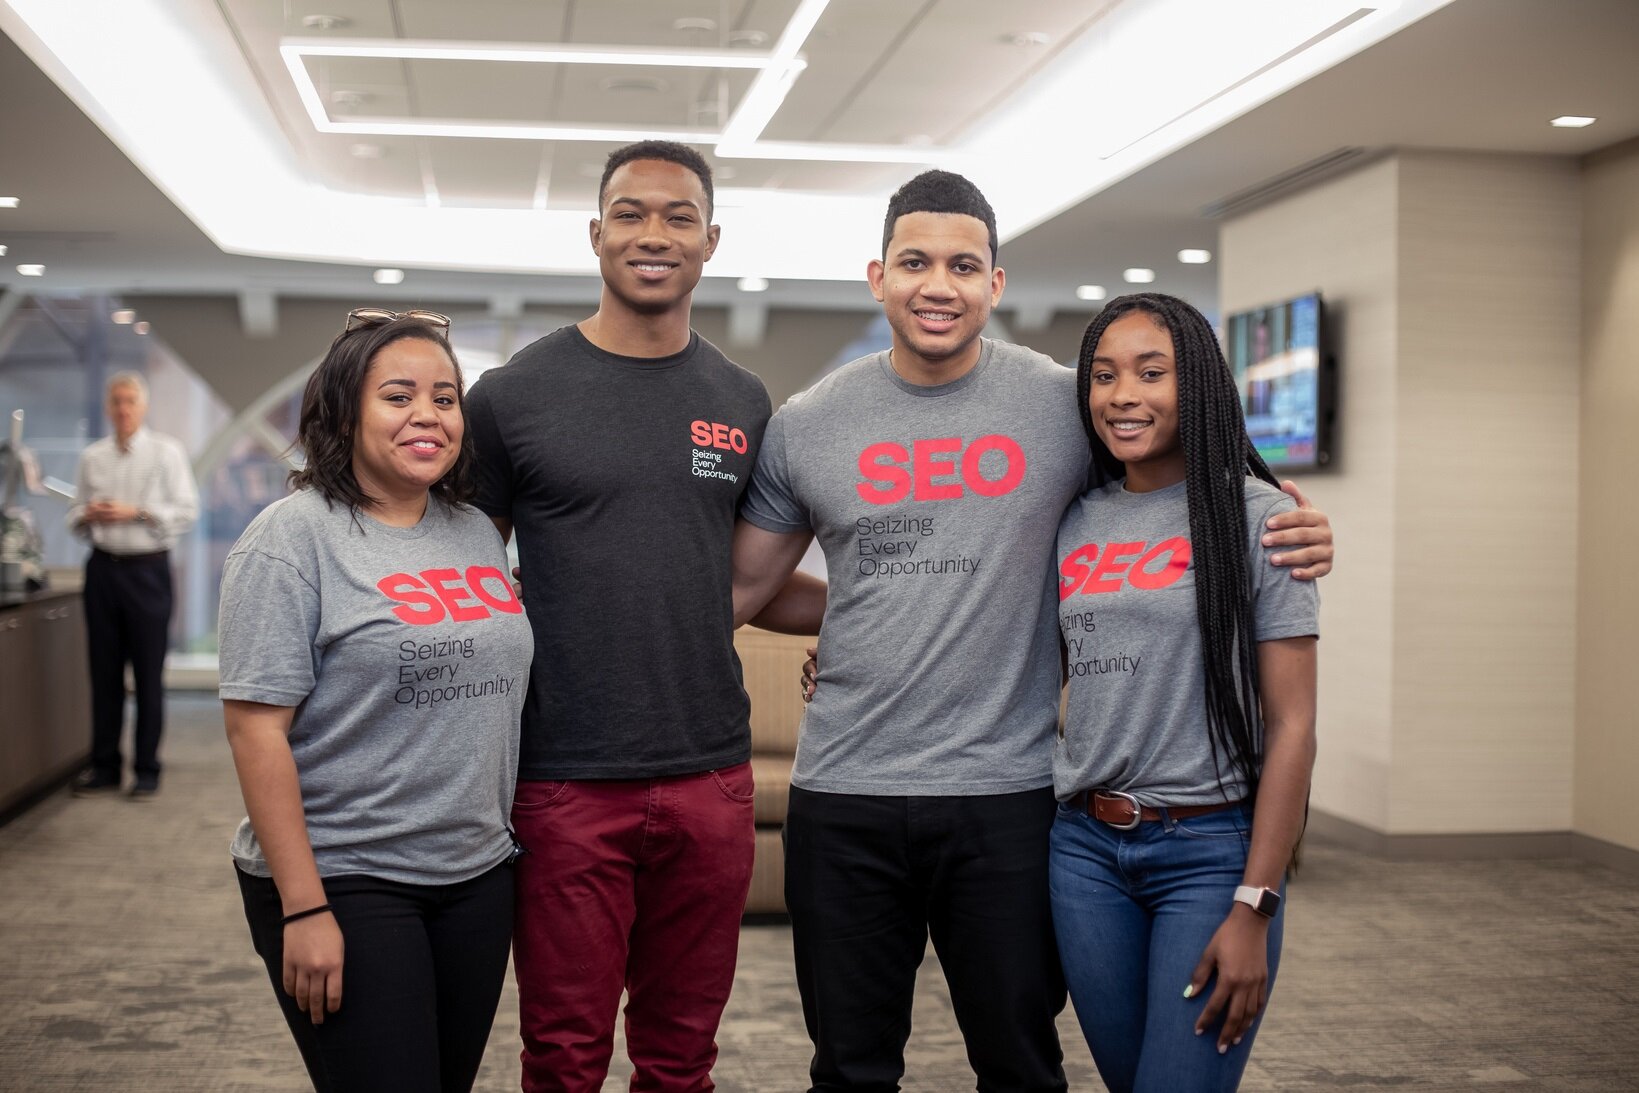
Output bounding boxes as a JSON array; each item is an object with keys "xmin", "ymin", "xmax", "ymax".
[{"xmin": 1048, "ymin": 802, "xmax": 1284, "ymax": 1093}]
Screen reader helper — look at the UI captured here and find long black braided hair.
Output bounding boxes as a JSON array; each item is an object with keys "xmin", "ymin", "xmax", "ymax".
[{"xmin": 1075, "ymin": 292, "xmax": 1278, "ymax": 802}]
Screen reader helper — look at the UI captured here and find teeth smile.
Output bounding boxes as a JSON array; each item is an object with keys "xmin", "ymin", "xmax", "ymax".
[
  {"xmin": 408, "ymin": 440, "xmax": 440, "ymax": 450},
  {"xmin": 1111, "ymin": 422, "xmax": 1150, "ymax": 432},
  {"xmin": 634, "ymin": 263, "xmax": 673, "ymax": 271},
  {"xmin": 917, "ymin": 311, "xmax": 957, "ymax": 321}
]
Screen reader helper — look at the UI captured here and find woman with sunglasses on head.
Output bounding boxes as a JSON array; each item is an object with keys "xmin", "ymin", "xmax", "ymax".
[
  {"xmin": 1050, "ymin": 292, "xmax": 1319, "ymax": 1092},
  {"xmin": 219, "ymin": 310, "xmax": 533, "ymax": 1092}
]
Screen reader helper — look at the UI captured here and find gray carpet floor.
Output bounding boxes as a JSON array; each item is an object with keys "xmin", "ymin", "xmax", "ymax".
[{"xmin": 2, "ymin": 694, "xmax": 1636, "ymax": 1092}]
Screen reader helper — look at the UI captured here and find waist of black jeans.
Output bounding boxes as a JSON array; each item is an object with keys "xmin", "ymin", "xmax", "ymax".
[{"xmin": 93, "ymin": 548, "xmax": 169, "ymax": 563}]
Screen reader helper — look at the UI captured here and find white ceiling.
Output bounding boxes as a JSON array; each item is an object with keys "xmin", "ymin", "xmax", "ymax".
[{"xmin": 0, "ymin": 0, "xmax": 1636, "ymax": 318}]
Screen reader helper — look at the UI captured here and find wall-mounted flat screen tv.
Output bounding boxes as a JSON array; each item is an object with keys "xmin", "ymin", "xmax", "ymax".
[{"xmin": 1224, "ymin": 291, "xmax": 1332, "ymax": 472}]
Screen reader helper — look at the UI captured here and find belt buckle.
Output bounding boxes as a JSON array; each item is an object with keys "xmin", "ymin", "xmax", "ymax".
[{"xmin": 1093, "ymin": 789, "xmax": 1142, "ymax": 831}]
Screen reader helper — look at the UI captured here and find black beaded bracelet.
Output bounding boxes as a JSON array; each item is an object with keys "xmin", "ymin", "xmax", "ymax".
[{"xmin": 281, "ymin": 903, "xmax": 334, "ymax": 926}]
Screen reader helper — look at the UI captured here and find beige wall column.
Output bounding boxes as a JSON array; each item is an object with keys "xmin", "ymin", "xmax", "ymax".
[
  {"xmin": 1576, "ymin": 138, "xmax": 1639, "ymax": 855},
  {"xmin": 1221, "ymin": 151, "xmax": 1582, "ymax": 838}
]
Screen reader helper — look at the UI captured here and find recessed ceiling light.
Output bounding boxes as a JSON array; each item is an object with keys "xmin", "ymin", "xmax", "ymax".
[
  {"xmin": 1075, "ymin": 284, "xmax": 1107, "ymax": 301},
  {"xmin": 673, "ymin": 17, "xmax": 717, "ymax": 33},
  {"xmin": 373, "ymin": 268, "xmax": 405, "ymax": 285},
  {"xmin": 301, "ymin": 14, "xmax": 349, "ymax": 30},
  {"xmin": 1123, "ymin": 268, "xmax": 1156, "ymax": 283},
  {"xmin": 1178, "ymin": 249, "xmax": 1212, "ymax": 264},
  {"xmin": 728, "ymin": 30, "xmax": 769, "ymax": 47},
  {"xmin": 1004, "ymin": 31, "xmax": 1051, "ymax": 47},
  {"xmin": 0, "ymin": 197, "xmax": 18, "ymax": 208},
  {"xmin": 349, "ymin": 143, "xmax": 386, "ymax": 159},
  {"xmin": 111, "ymin": 309, "xmax": 136, "ymax": 324},
  {"xmin": 737, "ymin": 276, "xmax": 769, "ymax": 293},
  {"xmin": 330, "ymin": 89, "xmax": 371, "ymax": 109},
  {"xmin": 17, "ymin": 264, "xmax": 44, "ymax": 276},
  {"xmin": 600, "ymin": 75, "xmax": 669, "ymax": 95},
  {"xmin": 1550, "ymin": 115, "xmax": 1596, "ymax": 128},
  {"xmin": 0, "ymin": 245, "xmax": 7, "ymax": 257},
  {"xmin": 133, "ymin": 321, "xmax": 151, "ymax": 335},
  {"xmin": 715, "ymin": 165, "xmax": 738, "ymax": 181}
]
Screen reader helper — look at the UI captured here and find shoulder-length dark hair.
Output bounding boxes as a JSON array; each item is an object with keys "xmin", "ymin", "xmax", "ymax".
[
  {"xmin": 1075, "ymin": 292, "xmax": 1278, "ymax": 802},
  {"xmin": 289, "ymin": 317, "xmax": 476, "ymax": 511}
]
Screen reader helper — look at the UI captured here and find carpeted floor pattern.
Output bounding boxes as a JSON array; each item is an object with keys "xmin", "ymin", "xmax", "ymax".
[{"xmin": 1, "ymin": 695, "xmax": 1636, "ymax": 1091}]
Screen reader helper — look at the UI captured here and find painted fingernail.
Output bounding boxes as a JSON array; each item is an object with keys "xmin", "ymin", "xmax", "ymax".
[
  {"xmin": 1218, "ymin": 1043, "xmax": 1229, "ymax": 1055},
  {"xmin": 1234, "ymin": 1038, "xmax": 1243, "ymax": 1046},
  {"xmin": 1182, "ymin": 984, "xmax": 1195, "ymax": 999}
]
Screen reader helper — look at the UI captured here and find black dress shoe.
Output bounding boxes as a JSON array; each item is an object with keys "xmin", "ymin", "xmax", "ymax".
[
  {"xmin": 72, "ymin": 770, "xmax": 121, "ymax": 796},
  {"xmin": 127, "ymin": 777, "xmax": 160, "ymax": 801}
]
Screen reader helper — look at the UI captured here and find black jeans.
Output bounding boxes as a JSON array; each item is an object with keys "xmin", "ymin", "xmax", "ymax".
[
  {"xmin": 236, "ymin": 861, "xmax": 514, "ymax": 1093},
  {"xmin": 784, "ymin": 786, "xmax": 1068, "ymax": 1093},
  {"xmin": 83, "ymin": 549, "xmax": 171, "ymax": 781}
]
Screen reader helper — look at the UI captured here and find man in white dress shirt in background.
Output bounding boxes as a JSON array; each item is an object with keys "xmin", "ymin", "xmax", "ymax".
[{"xmin": 67, "ymin": 370, "xmax": 198, "ymax": 799}]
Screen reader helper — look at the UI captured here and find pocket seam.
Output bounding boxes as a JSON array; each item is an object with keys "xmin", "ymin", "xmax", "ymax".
[
  {"xmin": 710, "ymin": 769, "xmax": 756, "ymax": 803},
  {"xmin": 512, "ymin": 780, "xmax": 571, "ymax": 810}
]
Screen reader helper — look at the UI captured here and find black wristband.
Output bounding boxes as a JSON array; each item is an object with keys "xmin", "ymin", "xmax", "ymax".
[{"xmin": 281, "ymin": 903, "xmax": 333, "ymax": 926}]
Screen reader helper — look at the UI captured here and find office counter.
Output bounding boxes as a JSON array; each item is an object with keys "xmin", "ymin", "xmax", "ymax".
[{"xmin": 0, "ymin": 587, "xmax": 89, "ymax": 819}]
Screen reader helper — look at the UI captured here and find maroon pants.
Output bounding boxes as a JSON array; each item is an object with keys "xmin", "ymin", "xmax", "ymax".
[{"xmin": 511, "ymin": 762, "xmax": 756, "ymax": 1093}]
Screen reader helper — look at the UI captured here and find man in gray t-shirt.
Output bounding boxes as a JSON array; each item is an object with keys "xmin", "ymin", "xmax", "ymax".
[{"xmin": 731, "ymin": 171, "xmax": 1333, "ymax": 1092}]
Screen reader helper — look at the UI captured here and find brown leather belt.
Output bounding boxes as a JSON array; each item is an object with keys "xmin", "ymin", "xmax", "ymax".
[{"xmin": 1075, "ymin": 789, "xmax": 1245, "ymax": 831}]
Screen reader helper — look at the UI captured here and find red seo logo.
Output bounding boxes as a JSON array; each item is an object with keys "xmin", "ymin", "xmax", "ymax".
[
  {"xmin": 378, "ymin": 567, "xmax": 523, "ymax": 625},
  {"xmin": 690, "ymin": 419, "xmax": 748, "ymax": 454},
  {"xmin": 855, "ymin": 435, "xmax": 1026, "ymax": 505},
  {"xmin": 1059, "ymin": 538, "xmax": 1191, "ymax": 600}
]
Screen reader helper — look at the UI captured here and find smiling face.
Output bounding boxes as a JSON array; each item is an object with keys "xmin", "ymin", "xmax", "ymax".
[
  {"xmin": 590, "ymin": 158, "xmax": 719, "ymax": 318},
  {"xmin": 868, "ymin": 211, "xmax": 1004, "ymax": 382},
  {"xmin": 1087, "ymin": 311, "xmax": 1186, "ymax": 491},
  {"xmin": 350, "ymin": 335, "xmax": 464, "ymax": 506}
]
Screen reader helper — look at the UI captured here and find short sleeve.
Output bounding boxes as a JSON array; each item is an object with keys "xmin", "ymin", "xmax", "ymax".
[
  {"xmin": 1248, "ymin": 493, "xmax": 1320, "ymax": 641},
  {"xmin": 218, "ymin": 547, "xmax": 322, "ymax": 706},
  {"xmin": 739, "ymin": 407, "xmax": 810, "ymax": 534},
  {"xmin": 465, "ymin": 377, "xmax": 514, "ymax": 519}
]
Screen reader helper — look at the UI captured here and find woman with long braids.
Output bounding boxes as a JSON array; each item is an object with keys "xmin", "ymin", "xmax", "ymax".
[{"xmin": 1050, "ymin": 291, "xmax": 1319, "ymax": 1091}]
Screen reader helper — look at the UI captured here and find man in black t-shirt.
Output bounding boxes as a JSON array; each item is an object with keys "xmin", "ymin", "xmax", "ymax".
[{"xmin": 466, "ymin": 141, "xmax": 818, "ymax": 1093}]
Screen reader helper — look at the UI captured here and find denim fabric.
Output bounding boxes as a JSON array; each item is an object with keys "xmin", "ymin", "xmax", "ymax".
[
  {"xmin": 1048, "ymin": 803, "xmax": 1284, "ymax": 1093},
  {"xmin": 236, "ymin": 860, "xmax": 514, "ymax": 1093},
  {"xmin": 785, "ymin": 786, "xmax": 1068, "ymax": 1093},
  {"xmin": 510, "ymin": 763, "xmax": 757, "ymax": 1093}
]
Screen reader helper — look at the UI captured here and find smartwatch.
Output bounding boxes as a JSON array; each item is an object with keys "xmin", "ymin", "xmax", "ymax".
[{"xmin": 1233, "ymin": 885, "xmax": 1281, "ymax": 918}]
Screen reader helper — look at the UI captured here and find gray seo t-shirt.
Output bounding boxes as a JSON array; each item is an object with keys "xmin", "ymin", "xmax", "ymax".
[
  {"xmin": 219, "ymin": 489, "xmax": 533, "ymax": 884},
  {"xmin": 742, "ymin": 340, "xmax": 1092, "ymax": 796},
  {"xmin": 1055, "ymin": 477, "xmax": 1319, "ymax": 805}
]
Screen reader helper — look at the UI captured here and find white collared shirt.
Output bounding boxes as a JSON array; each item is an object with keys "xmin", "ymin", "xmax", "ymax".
[{"xmin": 66, "ymin": 426, "xmax": 200, "ymax": 554}]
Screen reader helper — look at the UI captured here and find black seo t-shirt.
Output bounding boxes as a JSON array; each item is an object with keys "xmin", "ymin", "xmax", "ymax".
[{"xmin": 466, "ymin": 325, "xmax": 772, "ymax": 780}]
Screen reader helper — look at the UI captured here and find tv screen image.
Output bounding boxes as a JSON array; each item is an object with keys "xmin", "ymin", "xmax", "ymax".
[{"xmin": 1224, "ymin": 292, "xmax": 1328, "ymax": 471}]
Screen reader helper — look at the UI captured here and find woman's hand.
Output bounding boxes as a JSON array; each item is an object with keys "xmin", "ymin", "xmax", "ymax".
[
  {"xmin": 801, "ymin": 646, "xmax": 818, "ymax": 703},
  {"xmin": 1185, "ymin": 906, "xmax": 1271, "ymax": 1053},
  {"xmin": 283, "ymin": 912, "xmax": 344, "ymax": 1024}
]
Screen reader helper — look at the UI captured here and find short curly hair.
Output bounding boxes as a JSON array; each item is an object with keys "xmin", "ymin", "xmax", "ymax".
[
  {"xmin": 882, "ymin": 170, "xmax": 998, "ymax": 264},
  {"xmin": 598, "ymin": 140, "xmax": 715, "ymax": 220}
]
